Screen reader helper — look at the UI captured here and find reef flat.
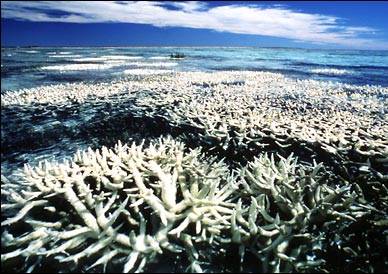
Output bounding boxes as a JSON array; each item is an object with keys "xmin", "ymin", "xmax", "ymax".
[{"xmin": 1, "ymin": 71, "xmax": 387, "ymax": 273}]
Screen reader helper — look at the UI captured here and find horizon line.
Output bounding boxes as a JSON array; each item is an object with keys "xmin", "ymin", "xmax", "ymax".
[{"xmin": 2, "ymin": 45, "xmax": 387, "ymax": 51}]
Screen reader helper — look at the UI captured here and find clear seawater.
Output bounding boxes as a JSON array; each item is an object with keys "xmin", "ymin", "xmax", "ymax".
[{"xmin": 2, "ymin": 46, "xmax": 388, "ymax": 92}]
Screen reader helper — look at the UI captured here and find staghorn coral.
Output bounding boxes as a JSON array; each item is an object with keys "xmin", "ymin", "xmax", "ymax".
[
  {"xmin": 233, "ymin": 153, "xmax": 377, "ymax": 272},
  {"xmin": 1, "ymin": 71, "xmax": 387, "ymax": 272},
  {"xmin": 1, "ymin": 136, "xmax": 376, "ymax": 273},
  {"xmin": 1, "ymin": 136, "xmax": 234, "ymax": 272},
  {"xmin": 130, "ymin": 72, "xmax": 387, "ymax": 165},
  {"xmin": 3, "ymin": 72, "xmax": 386, "ymax": 172},
  {"xmin": 126, "ymin": 72, "xmax": 387, "ymax": 205}
]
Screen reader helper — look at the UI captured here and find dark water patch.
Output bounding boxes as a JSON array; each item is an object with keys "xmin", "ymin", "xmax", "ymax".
[
  {"xmin": 350, "ymin": 74, "xmax": 388, "ymax": 86},
  {"xmin": 37, "ymin": 74, "xmax": 88, "ymax": 83},
  {"xmin": 44, "ymin": 59, "xmax": 105, "ymax": 65},
  {"xmin": 254, "ymin": 58, "xmax": 292, "ymax": 62},
  {"xmin": 1, "ymin": 58, "xmax": 22, "ymax": 63},
  {"xmin": 1, "ymin": 66, "xmax": 24, "ymax": 76},
  {"xmin": 1, "ymin": 65, "xmax": 44, "ymax": 76},
  {"xmin": 182, "ymin": 55, "xmax": 224, "ymax": 61},
  {"xmin": 292, "ymin": 61, "xmax": 388, "ymax": 70},
  {"xmin": 327, "ymin": 50, "xmax": 388, "ymax": 57},
  {"xmin": 39, "ymin": 73, "xmax": 117, "ymax": 84}
]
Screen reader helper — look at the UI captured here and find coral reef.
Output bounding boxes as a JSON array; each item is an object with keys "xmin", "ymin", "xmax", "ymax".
[
  {"xmin": 1, "ymin": 71, "xmax": 387, "ymax": 272},
  {"xmin": 1, "ymin": 137, "xmax": 381, "ymax": 272},
  {"xmin": 1, "ymin": 137, "xmax": 231, "ymax": 272}
]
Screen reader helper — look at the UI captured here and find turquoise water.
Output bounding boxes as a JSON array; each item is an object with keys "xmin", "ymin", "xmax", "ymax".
[{"xmin": 2, "ymin": 47, "xmax": 388, "ymax": 91}]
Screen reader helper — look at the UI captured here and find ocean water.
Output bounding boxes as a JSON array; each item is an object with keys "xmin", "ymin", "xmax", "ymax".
[{"xmin": 2, "ymin": 46, "xmax": 388, "ymax": 91}]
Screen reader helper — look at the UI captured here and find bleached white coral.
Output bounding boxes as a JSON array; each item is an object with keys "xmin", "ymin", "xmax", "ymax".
[
  {"xmin": 233, "ymin": 153, "xmax": 373, "ymax": 272},
  {"xmin": 1, "ymin": 137, "xmax": 374, "ymax": 273},
  {"xmin": 1, "ymin": 71, "xmax": 386, "ymax": 273},
  {"xmin": 1, "ymin": 136, "xmax": 234, "ymax": 272}
]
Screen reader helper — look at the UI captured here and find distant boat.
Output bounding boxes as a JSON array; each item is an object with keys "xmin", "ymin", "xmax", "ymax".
[{"xmin": 170, "ymin": 53, "xmax": 185, "ymax": 59}]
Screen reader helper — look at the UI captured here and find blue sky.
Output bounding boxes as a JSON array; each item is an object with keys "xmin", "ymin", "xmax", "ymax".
[{"xmin": 1, "ymin": 1, "xmax": 388, "ymax": 49}]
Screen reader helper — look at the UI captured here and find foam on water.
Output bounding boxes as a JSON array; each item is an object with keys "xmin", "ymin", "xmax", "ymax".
[
  {"xmin": 73, "ymin": 57, "xmax": 107, "ymax": 62},
  {"xmin": 49, "ymin": 55, "xmax": 83, "ymax": 58},
  {"xmin": 126, "ymin": 62, "xmax": 178, "ymax": 67},
  {"xmin": 310, "ymin": 68, "xmax": 352, "ymax": 75},
  {"xmin": 73, "ymin": 56, "xmax": 144, "ymax": 62},
  {"xmin": 149, "ymin": 56, "xmax": 170, "ymax": 60},
  {"xmin": 123, "ymin": 68, "xmax": 174, "ymax": 75},
  {"xmin": 100, "ymin": 55, "xmax": 144, "ymax": 60}
]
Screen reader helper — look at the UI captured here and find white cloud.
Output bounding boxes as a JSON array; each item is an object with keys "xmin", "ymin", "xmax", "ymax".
[
  {"xmin": 166, "ymin": 1, "xmax": 207, "ymax": 12},
  {"xmin": 1, "ymin": 1, "xmax": 387, "ymax": 49}
]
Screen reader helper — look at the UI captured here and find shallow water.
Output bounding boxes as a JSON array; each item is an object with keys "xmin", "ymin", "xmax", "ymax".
[{"xmin": 2, "ymin": 47, "xmax": 388, "ymax": 92}]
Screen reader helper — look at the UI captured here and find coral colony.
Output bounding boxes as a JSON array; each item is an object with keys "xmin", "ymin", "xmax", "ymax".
[{"xmin": 1, "ymin": 71, "xmax": 387, "ymax": 272}]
